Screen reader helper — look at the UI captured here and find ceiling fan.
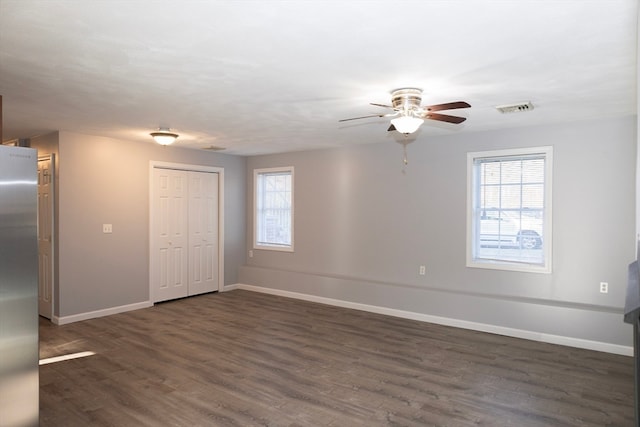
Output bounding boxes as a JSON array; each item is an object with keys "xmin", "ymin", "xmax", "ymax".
[{"xmin": 339, "ymin": 88, "xmax": 471, "ymax": 134}]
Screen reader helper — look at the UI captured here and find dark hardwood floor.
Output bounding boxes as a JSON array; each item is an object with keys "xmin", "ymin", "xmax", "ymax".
[{"xmin": 39, "ymin": 290, "xmax": 634, "ymax": 426}]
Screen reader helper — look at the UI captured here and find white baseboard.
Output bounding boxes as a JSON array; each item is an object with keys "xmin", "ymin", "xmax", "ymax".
[
  {"xmin": 232, "ymin": 283, "xmax": 633, "ymax": 356},
  {"xmin": 53, "ymin": 301, "xmax": 153, "ymax": 325}
]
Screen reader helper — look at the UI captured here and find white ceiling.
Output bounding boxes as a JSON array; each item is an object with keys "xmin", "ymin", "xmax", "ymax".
[{"xmin": 0, "ymin": 0, "xmax": 637, "ymax": 155}]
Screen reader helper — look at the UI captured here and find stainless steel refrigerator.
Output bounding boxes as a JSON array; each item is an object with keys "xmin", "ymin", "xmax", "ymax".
[{"xmin": 0, "ymin": 145, "xmax": 39, "ymax": 427}]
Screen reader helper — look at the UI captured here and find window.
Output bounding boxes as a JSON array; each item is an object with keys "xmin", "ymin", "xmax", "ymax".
[
  {"xmin": 254, "ymin": 167, "xmax": 294, "ymax": 251},
  {"xmin": 467, "ymin": 147, "xmax": 552, "ymax": 273}
]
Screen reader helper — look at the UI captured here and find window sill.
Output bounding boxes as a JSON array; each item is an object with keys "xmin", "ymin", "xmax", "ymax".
[
  {"xmin": 467, "ymin": 258, "xmax": 551, "ymax": 274},
  {"xmin": 254, "ymin": 244, "xmax": 294, "ymax": 253}
]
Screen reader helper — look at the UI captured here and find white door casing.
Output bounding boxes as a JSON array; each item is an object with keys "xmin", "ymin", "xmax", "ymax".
[
  {"xmin": 38, "ymin": 155, "xmax": 54, "ymax": 319},
  {"xmin": 150, "ymin": 162, "xmax": 224, "ymax": 303}
]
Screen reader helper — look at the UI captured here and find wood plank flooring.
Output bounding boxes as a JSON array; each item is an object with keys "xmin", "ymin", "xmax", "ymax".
[{"xmin": 39, "ymin": 290, "xmax": 634, "ymax": 426}]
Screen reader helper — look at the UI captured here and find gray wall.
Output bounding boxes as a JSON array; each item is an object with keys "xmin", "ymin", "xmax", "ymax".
[
  {"xmin": 43, "ymin": 131, "xmax": 245, "ymax": 318},
  {"xmin": 240, "ymin": 116, "xmax": 637, "ymax": 348}
]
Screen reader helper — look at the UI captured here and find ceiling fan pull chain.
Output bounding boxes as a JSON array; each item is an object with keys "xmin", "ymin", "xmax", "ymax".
[{"xmin": 403, "ymin": 143, "xmax": 408, "ymax": 165}]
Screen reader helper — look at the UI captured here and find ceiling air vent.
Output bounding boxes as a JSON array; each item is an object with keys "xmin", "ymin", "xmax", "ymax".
[
  {"xmin": 202, "ymin": 145, "xmax": 226, "ymax": 151},
  {"xmin": 495, "ymin": 101, "xmax": 534, "ymax": 114}
]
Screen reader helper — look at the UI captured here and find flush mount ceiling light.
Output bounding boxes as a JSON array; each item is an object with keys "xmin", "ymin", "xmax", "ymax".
[{"xmin": 150, "ymin": 129, "xmax": 179, "ymax": 146}]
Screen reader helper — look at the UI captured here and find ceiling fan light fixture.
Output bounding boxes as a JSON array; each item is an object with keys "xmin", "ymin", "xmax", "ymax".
[
  {"xmin": 150, "ymin": 129, "xmax": 179, "ymax": 145},
  {"xmin": 390, "ymin": 116, "xmax": 424, "ymax": 134}
]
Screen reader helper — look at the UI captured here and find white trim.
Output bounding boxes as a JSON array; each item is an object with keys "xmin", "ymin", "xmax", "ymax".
[
  {"xmin": 231, "ymin": 283, "xmax": 632, "ymax": 356},
  {"xmin": 253, "ymin": 166, "xmax": 294, "ymax": 252},
  {"xmin": 150, "ymin": 160, "xmax": 224, "ymax": 174},
  {"xmin": 149, "ymin": 161, "xmax": 225, "ymax": 302},
  {"xmin": 466, "ymin": 146, "xmax": 553, "ymax": 274},
  {"xmin": 52, "ymin": 301, "xmax": 152, "ymax": 325}
]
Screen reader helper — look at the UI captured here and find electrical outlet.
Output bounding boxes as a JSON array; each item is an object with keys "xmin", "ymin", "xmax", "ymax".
[
  {"xmin": 600, "ymin": 282, "xmax": 608, "ymax": 294},
  {"xmin": 249, "ymin": 250, "xmax": 253, "ymax": 258},
  {"xmin": 419, "ymin": 265, "xmax": 426, "ymax": 275},
  {"xmin": 102, "ymin": 224, "xmax": 113, "ymax": 234}
]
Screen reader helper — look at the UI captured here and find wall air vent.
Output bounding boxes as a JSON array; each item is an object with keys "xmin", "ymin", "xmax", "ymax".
[{"xmin": 495, "ymin": 102, "xmax": 534, "ymax": 114}]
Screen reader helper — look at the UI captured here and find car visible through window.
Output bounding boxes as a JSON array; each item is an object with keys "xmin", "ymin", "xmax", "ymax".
[{"xmin": 479, "ymin": 210, "xmax": 542, "ymax": 249}]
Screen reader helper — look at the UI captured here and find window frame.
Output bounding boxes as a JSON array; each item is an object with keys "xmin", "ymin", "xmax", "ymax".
[
  {"xmin": 466, "ymin": 146, "xmax": 553, "ymax": 274},
  {"xmin": 253, "ymin": 166, "xmax": 294, "ymax": 252}
]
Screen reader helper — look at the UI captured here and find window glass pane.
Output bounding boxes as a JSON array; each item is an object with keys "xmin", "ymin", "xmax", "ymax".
[
  {"xmin": 501, "ymin": 160, "xmax": 522, "ymax": 184},
  {"xmin": 482, "ymin": 162, "xmax": 501, "ymax": 185},
  {"xmin": 522, "ymin": 159, "xmax": 544, "ymax": 183},
  {"xmin": 480, "ymin": 185, "xmax": 500, "ymax": 209},
  {"xmin": 500, "ymin": 185, "xmax": 521, "ymax": 209},
  {"xmin": 522, "ymin": 183, "xmax": 544, "ymax": 208}
]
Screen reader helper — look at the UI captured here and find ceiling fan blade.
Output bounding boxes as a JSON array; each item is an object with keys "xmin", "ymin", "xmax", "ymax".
[
  {"xmin": 425, "ymin": 101, "xmax": 471, "ymax": 112},
  {"xmin": 425, "ymin": 113, "xmax": 467, "ymax": 124},
  {"xmin": 370, "ymin": 102, "xmax": 394, "ymax": 109},
  {"xmin": 387, "ymin": 124, "xmax": 396, "ymax": 132},
  {"xmin": 338, "ymin": 113, "xmax": 389, "ymax": 122}
]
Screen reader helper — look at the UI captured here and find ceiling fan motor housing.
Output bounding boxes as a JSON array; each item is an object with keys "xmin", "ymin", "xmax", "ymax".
[{"xmin": 391, "ymin": 88, "xmax": 423, "ymax": 113}]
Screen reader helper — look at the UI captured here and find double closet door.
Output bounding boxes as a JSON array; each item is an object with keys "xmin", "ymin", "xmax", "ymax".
[{"xmin": 151, "ymin": 168, "xmax": 219, "ymax": 303}]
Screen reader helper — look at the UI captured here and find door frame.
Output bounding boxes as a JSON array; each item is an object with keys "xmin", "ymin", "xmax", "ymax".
[
  {"xmin": 38, "ymin": 154, "xmax": 55, "ymax": 319},
  {"xmin": 149, "ymin": 161, "xmax": 225, "ymax": 302}
]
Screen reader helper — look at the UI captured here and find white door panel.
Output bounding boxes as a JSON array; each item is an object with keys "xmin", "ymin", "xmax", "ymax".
[
  {"xmin": 152, "ymin": 168, "xmax": 189, "ymax": 302},
  {"xmin": 38, "ymin": 156, "xmax": 54, "ymax": 319},
  {"xmin": 188, "ymin": 171, "xmax": 218, "ymax": 296}
]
